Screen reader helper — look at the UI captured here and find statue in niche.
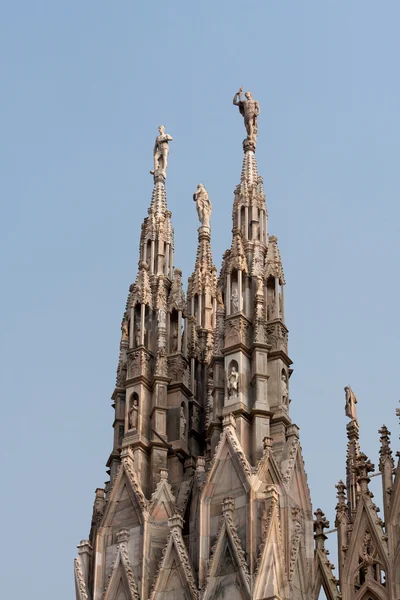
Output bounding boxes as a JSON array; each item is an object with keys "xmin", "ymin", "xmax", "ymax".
[
  {"xmin": 281, "ymin": 372, "xmax": 289, "ymax": 405},
  {"xmin": 150, "ymin": 125, "xmax": 173, "ymax": 176},
  {"xmin": 128, "ymin": 397, "xmax": 138, "ymax": 430},
  {"xmin": 135, "ymin": 324, "xmax": 141, "ymax": 347},
  {"xmin": 193, "ymin": 184, "xmax": 212, "ymax": 228},
  {"xmin": 344, "ymin": 386, "xmax": 358, "ymax": 424},
  {"xmin": 252, "ymin": 242, "xmax": 264, "ymax": 277},
  {"xmin": 228, "ymin": 365, "xmax": 239, "ymax": 398},
  {"xmin": 231, "ymin": 289, "xmax": 239, "ymax": 313},
  {"xmin": 121, "ymin": 320, "xmax": 129, "ymax": 341},
  {"xmin": 180, "ymin": 406, "xmax": 187, "ymax": 438},
  {"xmin": 232, "ymin": 87, "xmax": 260, "ymax": 144},
  {"xmin": 267, "ymin": 299, "xmax": 276, "ymax": 321},
  {"xmin": 192, "ymin": 405, "xmax": 201, "ymax": 430},
  {"xmin": 135, "ymin": 323, "xmax": 146, "ymax": 347},
  {"xmin": 172, "ymin": 325, "xmax": 179, "ymax": 352},
  {"xmin": 158, "ymin": 308, "xmax": 167, "ymax": 328}
]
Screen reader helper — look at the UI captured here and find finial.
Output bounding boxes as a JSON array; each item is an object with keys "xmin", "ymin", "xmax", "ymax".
[
  {"xmin": 355, "ymin": 452, "xmax": 374, "ymax": 494},
  {"xmin": 335, "ymin": 480, "xmax": 347, "ymax": 516},
  {"xmin": 379, "ymin": 425, "xmax": 394, "ymax": 470},
  {"xmin": 314, "ymin": 508, "xmax": 330, "ymax": 548},
  {"xmin": 233, "ymin": 87, "xmax": 260, "ymax": 150},
  {"xmin": 193, "ymin": 184, "xmax": 212, "ymax": 228},
  {"xmin": 344, "ymin": 386, "xmax": 359, "ymax": 425},
  {"xmin": 150, "ymin": 125, "xmax": 173, "ymax": 179},
  {"xmin": 222, "ymin": 497, "xmax": 235, "ymax": 515}
]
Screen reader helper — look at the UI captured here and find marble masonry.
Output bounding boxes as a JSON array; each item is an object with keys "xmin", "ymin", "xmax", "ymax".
[{"xmin": 74, "ymin": 91, "xmax": 400, "ymax": 600}]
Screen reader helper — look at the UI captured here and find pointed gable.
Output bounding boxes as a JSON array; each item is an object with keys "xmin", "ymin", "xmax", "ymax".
[
  {"xmin": 103, "ymin": 530, "xmax": 140, "ymax": 600},
  {"xmin": 150, "ymin": 514, "xmax": 198, "ymax": 600},
  {"xmin": 254, "ymin": 485, "xmax": 289, "ymax": 600},
  {"xmin": 203, "ymin": 498, "xmax": 251, "ymax": 600},
  {"xmin": 101, "ymin": 449, "xmax": 148, "ymax": 534},
  {"xmin": 149, "ymin": 469, "xmax": 176, "ymax": 523}
]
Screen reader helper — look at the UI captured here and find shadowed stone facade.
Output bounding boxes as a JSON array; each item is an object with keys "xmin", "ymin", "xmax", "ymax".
[{"xmin": 75, "ymin": 102, "xmax": 400, "ymax": 600}]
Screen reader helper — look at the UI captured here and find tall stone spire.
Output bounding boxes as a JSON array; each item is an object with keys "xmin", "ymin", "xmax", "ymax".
[
  {"xmin": 187, "ymin": 185, "xmax": 217, "ymax": 456},
  {"xmin": 75, "ymin": 97, "xmax": 348, "ymax": 600}
]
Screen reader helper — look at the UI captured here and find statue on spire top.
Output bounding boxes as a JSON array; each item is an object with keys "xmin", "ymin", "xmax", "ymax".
[
  {"xmin": 233, "ymin": 87, "xmax": 260, "ymax": 147},
  {"xmin": 344, "ymin": 385, "xmax": 359, "ymax": 424},
  {"xmin": 150, "ymin": 125, "xmax": 173, "ymax": 177},
  {"xmin": 193, "ymin": 184, "xmax": 212, "ymax": 228}
]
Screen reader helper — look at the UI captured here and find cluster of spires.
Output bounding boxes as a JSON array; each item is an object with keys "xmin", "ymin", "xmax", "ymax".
[{"xmin": 75, "ymin": 90, "xmax": 400, "ymax": 600}]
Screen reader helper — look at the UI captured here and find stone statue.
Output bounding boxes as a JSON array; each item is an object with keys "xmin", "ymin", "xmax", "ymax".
[
  {"xmin": 228, "ymin": 365, "xmax": 239, "ymax": 397},
  {"xmin": 150, "ymin": 125, "xmax": 173, "ymax": 176},
  {"xmin": 231, "ymin": 289, "xmax": 239, "ymax": 313},
  {"xmin": 267, "ymin": 299, "xmax": 276, "ymax": 321},
  {"xmin": 193, "ymin": 184, "xmax": 212, "ymax": 228},
  {"xmin": 135, "ymin": 324, "xmax": 141, "ymax": 347},
  {"xmin": 129, "ymin": 397, "xmax": 138, "ymax": 429},
  {"xmin": 158, "ymin": 308, "xmax": 167, "ymax": 328},
  {"xmin": 281, "ymin": 372, "xmax": 289, "ymax": 405},
  {"xmin": 233, "ymin": 87, "xmax": 260, "ymax": 144},
  {"xmin": 121, "ymin": 320, "xmax": 129, "ymax": 341},
  {"xmin": 172, "ymin": 326, "xmax": 179, "ymax": 352},
  {"xmin": 192, "ymin": 405, "xmax": 201, "ymax": 430},
  {"xmin": 135, "ymin": 323, "xmax": 146, "ymax": 347},
  {"xmin": 345, "ymin": 386, "xmax": 358, "ymax": 423},
  {"xmin": 180, "ymin": 406, "xmax": 187, "ymax": 438}
]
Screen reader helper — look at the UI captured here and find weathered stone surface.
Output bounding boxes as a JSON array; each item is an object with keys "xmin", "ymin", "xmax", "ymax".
[{"xmin": 76, "ymin": 105, "xmax": 400, "ymax": 600}]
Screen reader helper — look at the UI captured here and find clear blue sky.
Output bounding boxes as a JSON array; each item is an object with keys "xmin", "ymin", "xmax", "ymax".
[{"xmin": 1, "ymin": 2, "xmax": 399, "ymax": 598}]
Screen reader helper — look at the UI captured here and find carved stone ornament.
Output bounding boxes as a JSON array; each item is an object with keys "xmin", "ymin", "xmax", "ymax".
[
  {"xmin": 150, "ymin": 125, "xmax": 173, "ymax": 177},
  {"xmin": 227, "ymin": 365, "xmax": 239, "ymax": 398},
  {"xmin": 233, "ymin": 86, "xmax": 260, "ymax": 146},
  {"xmin": 193, "ymin": 183, "xmax": 212, "ymax": 228}
]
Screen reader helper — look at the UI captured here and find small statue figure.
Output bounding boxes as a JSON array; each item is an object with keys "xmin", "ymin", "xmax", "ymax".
[
  {"xmin": 121, "ymin": 320, "xmax": 129, "ymax": 341},
  {"xmin": 233, "ymin": 87, "xmax": 260, "ymax": 144},
  {"xmin": 129, "ymin": 397, "xmax": 138, "ymax": 430},
  {"xmin": 231, "ymin": 289, "xmax": 240, "ymax": 313},
  {"xmin": 172, "ymin": 327, "xmax": 179, "ymax": 352},
  {"xmin": 193, "ymin": 184, "xmax": 212, "ymax": 228},
  {"xmin": 281, "ymin": 372, "xmax": 289, "ymax": 405},
  {"xmin": 267, "ymin": 299, "xmax": 276, "ymax": 321},
  {"xmin": 180, "ymin": 406, "xmax": 187, "ymax": 438},
  {"xmin": 135, "ymin": 323, "xmax": 141, "ymax": 347},
  {"xmin": 150, "ymin": 125, "xmax": 173, "ymax": 176},
  {"xmin": 228, "ymin": 365, "xmax": 239, "ymax": 397},
  {"xmin": 192, "ymin": 405, "xmax": 201, "ymax": 430},
  {"xmin": 344, "ymin": 386, "xmax": 358, "ymax": 424},
  {"xmin": 158, "ymin": 308, "xmax": 167, "ymax": 328}
]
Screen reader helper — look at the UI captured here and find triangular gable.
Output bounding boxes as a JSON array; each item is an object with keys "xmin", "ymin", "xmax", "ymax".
[
  {"xmin": 287, "ymin": 449, "xmax": 313, "ymax": 514},
  {"xmin": 255, "ymin": 445, "xmax": 285, "ymax": 492},
  {"xmin": 203, "ymin": 500, "xmax": 251, "ymax": 600},
  {"xmin": 149, "ymin": 470, "xmax": 176, "ymax": 522},
  {"xmin": 101, "ymin": 450, "xmax": 148, "ymax": 529},
  {"xmin": 388, "ymin": 456, "xmax": 400, "ymax": 524},
  {"xmin": 103, "ymin": 534, "xmax": 140, "ymax": 600},
  {"xmin": 254, "ymin": 487, "xmax": 289, "ymax": 600},
  {"xmin": 150, "ymin": 516, "xmax": 198, "ymax": 600},
  {"xmin": 74, "ymin": 557, "xmax": 89, "ymax": 600},
  {"xmin": 343, "ymin": 494, "xmax": 389, "ymax": 581},
  {"xmin": 313, "ymin": 548, "xmax": 341, "ymax": 600},
  {"xmin": 201, "ymin": 427, "xmax": 252, "ymax": 502}
]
